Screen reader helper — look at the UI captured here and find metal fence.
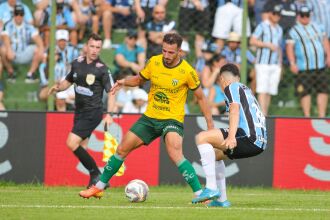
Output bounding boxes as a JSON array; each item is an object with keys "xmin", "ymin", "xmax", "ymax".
[{"xmin": 1, "ymin": 0, "xmax": 329, "ymax": 117}]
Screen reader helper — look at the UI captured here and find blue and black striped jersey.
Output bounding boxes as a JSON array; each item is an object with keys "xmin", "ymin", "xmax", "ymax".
[{"xmin": 224, "ymin": 82, "xmax": 267, "ymax": 149}]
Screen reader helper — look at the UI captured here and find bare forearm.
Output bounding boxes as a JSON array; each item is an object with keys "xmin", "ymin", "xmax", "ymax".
[
  {"xmin": 107, "ymin": 92, "xmax": 116, "ymax": 113},
  {"xmin": 286, "ymin": 44, "xmax": 296, "ymax": 65},
  {"xmin": 123, "ymin": 75, "xmax": 143, "ymax": 87},
  {"xmin": 58, "ymin": 80, "xmax": 72, "ymax": 91},
  {"xmin": 228, "ymin": 105, "xmax": 239, "ymax": 138},
  {"xmin": 197, "ymin": 96, "xmax": 214, "ymax": 129},
  {"xmin": 3, "ymin": 35, "xmax": 11, "ymax": 49}
]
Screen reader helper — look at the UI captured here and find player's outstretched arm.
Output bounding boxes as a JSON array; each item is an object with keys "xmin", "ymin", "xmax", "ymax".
[
  {"xmin": 48, "ymin": 80, "xmax": 72, "ymax": 95},
  {"xmin": 194, "ymin": 86, "xmax": 214, "ymax": 130},
  {"xmin": 110, "ymin": 75, "xmax": 145, "ymax": 95}
]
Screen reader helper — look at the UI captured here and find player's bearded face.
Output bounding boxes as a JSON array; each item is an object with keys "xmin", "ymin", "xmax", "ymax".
[
  {"xmin": 87, "ymin": 39, "xmax": 102, "ymax": 61},
  {"xmin": 162, "ymin": 43, "xmax": 180, "ymax": 66}
]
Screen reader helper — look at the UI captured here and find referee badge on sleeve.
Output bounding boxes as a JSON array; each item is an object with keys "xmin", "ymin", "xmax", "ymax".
[{"xmin": 86, "ymin": 74, "xmax": 95, "ymax": 85}]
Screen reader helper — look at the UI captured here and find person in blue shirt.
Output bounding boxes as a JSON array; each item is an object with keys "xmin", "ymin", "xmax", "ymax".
[
  {"xmin": 40, "ymin": 1, "xmax": 78, "ymax": 47},
  {"xmin": 1, "ymin": 5, "xmax": 44, "ymax": 83},
  {"xmin": 208, "ymin": 73, "xmax": 226, "ymax": 115},
  {"xmin": 0, "ymin": 0, "xmax": 33, "ymax": 27},
  {"xmin": 135, "ymin": 0, "xmax": 168, "ymax": 49},
  {"xmin": 286, "ymin": 5, "xmax": 330, "ymax": 117},
  {"xmin": 250, "ymin": 4, "xmax": 283, "ymax": 116},
  {"xmin": 221, "ymin": 32, "xmax": 256, "ymax": 93},
  {"xmin": 195, "ymin": 40, "xmax": 218, "ymax": 76},
  {"xmin": 39, "ymin": 29, "xmax": 80, "ymax": 111},
  {"xmin": 113, "ymin": 29, "xmax": 145, "ymax": 80},
  {"xmin": 144, "ymin": 5, "xmax": 175, "ymax": 58},
  {"xmin": 108, "ymin": 0, "xmax": 136, "ymax": 29},
  {"xmin": 221, "ymin": 32, "xmax": 255, "ymax": 65},
  {"xmin": 192, "ymin": 63, "xmax": 267, "ymax": 207}
]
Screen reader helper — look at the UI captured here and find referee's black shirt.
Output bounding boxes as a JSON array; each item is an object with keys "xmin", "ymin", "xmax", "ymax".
[{"xmin": 66, "ymin": 56, "xmax": 113, "ymax": 112}]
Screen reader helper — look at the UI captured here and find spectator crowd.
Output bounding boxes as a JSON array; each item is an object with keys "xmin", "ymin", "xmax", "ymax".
[{"xmin": 0, "ymin": 0, "xmax": 329, "ymax": 117}]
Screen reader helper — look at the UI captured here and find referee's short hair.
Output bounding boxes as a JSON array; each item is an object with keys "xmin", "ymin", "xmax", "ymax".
[
  {"xmin": 220, "ymin": 63, "xmax": 240, "ymax": 78},
  {"xmin": 163, "ymin": 32, "xmax": 183, "ymax": 48},
  {"xmin": 88, "ymin": 33, "xmax": 102, "ymax": 42}
]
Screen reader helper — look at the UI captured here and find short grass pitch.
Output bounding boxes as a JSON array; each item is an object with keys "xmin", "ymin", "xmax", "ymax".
[{"xmin": 0, "ymin": 184, "xmax": 329, "ymax": 220}]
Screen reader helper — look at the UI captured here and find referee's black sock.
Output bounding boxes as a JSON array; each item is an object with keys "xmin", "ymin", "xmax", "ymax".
[{"xmin": 73, "ymin": 146, "xmax": 100, "ymax": 176}]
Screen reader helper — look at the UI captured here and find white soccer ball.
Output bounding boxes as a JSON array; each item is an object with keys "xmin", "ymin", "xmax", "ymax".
[{"xmin": 125, "ymin": 179, "xmax": 149, "ymax": 202}]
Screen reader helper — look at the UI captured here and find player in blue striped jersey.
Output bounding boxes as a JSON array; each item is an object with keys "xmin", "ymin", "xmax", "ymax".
[
  {"xmin": 192, "ymin": 63, "xmax": 267, "ymax": 207},
  {"xmin": 1, "ymin": 5, "xmax": 43, "ymax": 83}
]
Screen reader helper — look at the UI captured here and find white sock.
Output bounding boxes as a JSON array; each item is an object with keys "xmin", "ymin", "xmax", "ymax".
[
  {"xmin": 215, "ymin": 160, "xmax": 227, "ymax": 202},
  {"xmin": 197, "ymin": 143, "xmax": 217, "ymax": 190},
  {"xmin": 95, "ymin": 181, "xmax": 107, "ymax": 190},
  {"xmin": 194, "ymin": 189, "xmax": 202, "ymax": 196}
]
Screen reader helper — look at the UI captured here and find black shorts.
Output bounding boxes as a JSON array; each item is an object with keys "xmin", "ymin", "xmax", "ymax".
[
  {"xmin": 220, "ymin": 128, "xmax": 264, "ymax": 160},
  {"xmin": 178, "ymin": 7, "xmax": 210, "ymax": 36},
  {"xmin": 295, "ymin": 69, "xmax": 329, "ymax": 98},
  {"xmin": 72, "ymin": 108, "xmax": 103, "ymax": 139},
  {"xmin": 113, "ymin": 13, "xmax": 137, "ymax": 29}
]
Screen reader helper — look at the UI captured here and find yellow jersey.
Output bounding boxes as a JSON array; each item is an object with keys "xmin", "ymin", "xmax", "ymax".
[{"xmin": 140, "ymin": 54, "xmax": 200, "ymax": 123}]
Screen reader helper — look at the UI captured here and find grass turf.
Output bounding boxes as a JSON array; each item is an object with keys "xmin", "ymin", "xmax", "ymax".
[{"xmin": 0, "ymin": 184, "xmax": 329, "ymax": 220}]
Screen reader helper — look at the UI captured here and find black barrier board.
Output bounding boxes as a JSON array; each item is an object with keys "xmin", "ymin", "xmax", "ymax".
[
  {"xmin": 159, "ymin": 115, "xmax": 274, "ymax": 187},
  {"xmin": 0, "ymin": 112, "xmax": 46, "ymax": 183}
]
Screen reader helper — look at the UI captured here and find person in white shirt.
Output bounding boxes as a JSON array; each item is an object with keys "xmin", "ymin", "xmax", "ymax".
[{"xmin": 122, "ymin": 88, "xmax": 148, "ymax": 113}]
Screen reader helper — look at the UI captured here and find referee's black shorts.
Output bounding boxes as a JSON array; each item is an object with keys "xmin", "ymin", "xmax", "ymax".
[
  {"xmin": 72, "ymin": 108, "xmax": 103, "ymax": 139},
  {"xmin": 220, "ymin": 128, "xmax": 264, "ymax": 160}
]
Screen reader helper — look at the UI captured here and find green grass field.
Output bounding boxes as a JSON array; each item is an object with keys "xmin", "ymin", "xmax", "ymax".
[{"xmin": 0, "ymin": 184, "xmax": 329, "ymax": 220}]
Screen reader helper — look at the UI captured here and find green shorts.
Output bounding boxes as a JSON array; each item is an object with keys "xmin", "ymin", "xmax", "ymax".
[{"xmin": 130, "ymin": 114, "xmax": 184, "ymax": 145}]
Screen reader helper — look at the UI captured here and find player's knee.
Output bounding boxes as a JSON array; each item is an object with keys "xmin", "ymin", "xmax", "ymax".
[
  {"xmin": 116, "ymin": 145, "xmax": 130, "ymax": 158},
  {"xmin": 195, "ymin": 131, "xmax": 207, "ymax": 145},
  {"xmin": 66, "ymin": 140, "xmax": 78, "ymax": 151}
]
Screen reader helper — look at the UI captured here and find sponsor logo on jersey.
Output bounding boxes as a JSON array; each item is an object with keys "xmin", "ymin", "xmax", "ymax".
[
  {"xmin": 172, "ymin": 79, "xmax": 178, "ymax": 86},
  {"xmin": 77, "ymin": 56, "xmax": 84, "ymax": 62},
  {"xmin": 154, "ymin": 92, "xmax": 169, "ymax": 104},
  {"xmin": 96, "ymin": 62, "xmax": 104, "ymax": 68},
  {"xmin": 86, "ymin": 74, "xmax": 95, "ymax": 85},
  {"xmin": 152, "ymin": 103, "xmax": 170, "ymax": 111},
  {"xmin": 73, "ymin": 72, "xmax": 77, "ymax": 79},
  {"xmin": 75, "ymin": 86, "xmax": 93, "ymax": 96}
]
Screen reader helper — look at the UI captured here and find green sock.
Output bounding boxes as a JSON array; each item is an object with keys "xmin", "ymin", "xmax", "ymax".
[
  {"xmin": 177, "ymin": 158, "xmax": 202, "ymax": 192},
  {"xmin": 100, "ymin": 154, "xmax": 124, "ymax": 183}
]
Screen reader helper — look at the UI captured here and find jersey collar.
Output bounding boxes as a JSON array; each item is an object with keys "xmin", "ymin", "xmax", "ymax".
[{"xmin": 162, "ymin": 57, "xmax": 183, "ymax": 69}]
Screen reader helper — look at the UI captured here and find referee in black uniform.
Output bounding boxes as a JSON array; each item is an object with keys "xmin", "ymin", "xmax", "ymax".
[{"xmin": 49, "ymin": 33, "xmax": 115, "ymax": 187}]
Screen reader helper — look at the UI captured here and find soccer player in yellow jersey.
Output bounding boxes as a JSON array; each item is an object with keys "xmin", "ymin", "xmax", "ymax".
[{"xmin": 79, "ymin": 33, "xmax": 214, "ymax": 199}]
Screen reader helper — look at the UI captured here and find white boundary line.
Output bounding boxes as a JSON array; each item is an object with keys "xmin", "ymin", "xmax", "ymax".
[
  {"xmin": 0, "ymin": 190, "xmax": 328, "ymax": 197},
  {"xmin": 0, "ymin": 204, "xmax": 329, "ymax": 212}
]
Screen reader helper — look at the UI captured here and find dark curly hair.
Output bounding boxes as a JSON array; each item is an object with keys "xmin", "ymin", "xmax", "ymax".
[{"xmin": 163, "ymin": 32, "xmax": 183, "ymax": 48}]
